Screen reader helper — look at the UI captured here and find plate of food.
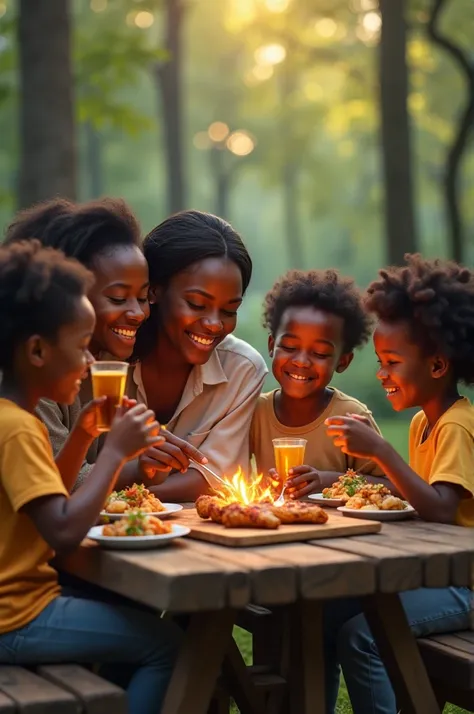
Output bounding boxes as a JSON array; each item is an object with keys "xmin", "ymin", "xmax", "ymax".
[
  {"xmin": 337, "ymin": 484, "xmax": 414, "ymax": 521},
  {"xmin": 308, "ymin": 469, "xmax": 369, "ymax": 507},
  {"xmin": 101, "ymin": 483, "xmax": 183, "ymax": 520},
  {"xmin": 88, "ymin": 512, "xmax": 190, "ymax": 550}
]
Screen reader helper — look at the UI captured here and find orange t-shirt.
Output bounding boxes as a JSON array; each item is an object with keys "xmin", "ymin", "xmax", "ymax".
[
  {"xmin": 0, "ymin": 398, "xmax": 68, "ymax": 633},
  {"xmin": 409, "ymin": 398, "xmax": 474, "ymax": 527}
]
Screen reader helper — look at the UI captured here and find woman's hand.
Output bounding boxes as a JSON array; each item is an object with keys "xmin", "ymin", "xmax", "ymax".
[
  {"xmin": 286, "ymin": 465, "xmax": 322, "ymax": 499},
  {"xmin": 325, "ymin": 415, "xmax": 386, "ymax": 459},
  {"xmin": 139, "ymin": 430, "xmax": 208, "ymax": 478}
]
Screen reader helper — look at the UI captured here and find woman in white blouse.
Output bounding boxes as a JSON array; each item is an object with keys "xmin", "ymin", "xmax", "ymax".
[{"xmin": 129, "ymin": 210, "xmax": 268, "ymax": 502}]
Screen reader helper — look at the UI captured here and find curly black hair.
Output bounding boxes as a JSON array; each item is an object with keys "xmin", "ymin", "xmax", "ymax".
[
  {"xmin": 366, "ymin": 253, "xmax": 474, "ymax": 385},
  {"xmin": 0, "ymin": 240, "xmax": 93, "ymax": 371},
  {"xmin": 3, "ymin": 198, "xmax": 75, "ymax": 244},
  {"xmin": 263, "ymin": 269, "xmax": 372, "ymax": 353},
  {"xmin": 4, "ymin": 197, "xmax": 141, "ymax": 268}
]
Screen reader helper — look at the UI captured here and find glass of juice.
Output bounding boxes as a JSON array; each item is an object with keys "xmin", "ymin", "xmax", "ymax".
[
  {"xmin": 272, "ymin": 437, "xmax": 307, "ymax": 482},
  {"xmin": 90, "ymin": 361, "xmax": 129, "ymax": 432}
]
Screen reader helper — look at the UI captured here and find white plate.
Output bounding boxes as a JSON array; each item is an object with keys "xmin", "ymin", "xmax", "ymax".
[
  {"xmin": 87, "ymin": 523, "xmax": 191, "ymax": 550},
  {"xmin": 100, "ymin": 503, "xmax": 183, "ymax": 521},
  {"xmin": 308, "ymin": 493, "xmax": 346, "ymax": 508},
  {"xmin": 337, "ymin": 505, "xmax": 415, "ymax": 521}
]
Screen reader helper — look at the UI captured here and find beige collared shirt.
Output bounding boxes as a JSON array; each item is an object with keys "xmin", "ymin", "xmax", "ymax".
[{"xmin": 130, "ymin": 334, "xmax": 268, "ymax": 484}]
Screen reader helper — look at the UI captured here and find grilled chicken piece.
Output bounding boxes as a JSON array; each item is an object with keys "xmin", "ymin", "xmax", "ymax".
[
  {"xmin": 195, "ymin": 495, "xmax": 227, "ymax": 519},
  {"xmin": 221, "ymin": 503, "xmax": 280, "ymax": 529},
  {"xmin": 208, "ymin": 500, "xmax": 230, "ymax": 524},
  {"xmin": 271, "ymin": 501, "xmax": 328, "ymax": 524}
]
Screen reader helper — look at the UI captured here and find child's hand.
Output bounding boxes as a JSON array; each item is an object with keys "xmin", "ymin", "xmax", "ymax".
[
  {"xmin": 106, "ymin": 404, "xmax": 164, "ymax": 462},
  {"xmin": 75, "ymin": 397, "xmax": 106, "ymax": 439},
  {"xmin": 286, "ymin": 465, "xmax": 322, "ymax": 499},
  {"xmin": 325, "ymin": 415, "xmax": 385, "ymax": 459}
]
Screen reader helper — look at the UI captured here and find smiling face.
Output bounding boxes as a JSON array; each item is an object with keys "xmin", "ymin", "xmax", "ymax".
[
  {"xmin": 269, "ymin": 306, "xmax": 353, "ymax": 399},
  {"xmin": 373, "ymin": 319, "xmax": 444, "ymax": 412},
  {"xmin": 87, "ymin": 245, "xmax": 150, "ymax": 360},
  {"xmin": 29, "ymin": 295, "xmax": 96, "ymax": 405},
  {"xmin": 152, "ymin": 256, "xmax": 243, "ymax": 366}
]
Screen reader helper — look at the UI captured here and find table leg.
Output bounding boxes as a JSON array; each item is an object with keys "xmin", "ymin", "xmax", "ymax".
[
  {"xmin": 363, "ymin": 593, "xmax": 441, "ymax": 714},
  {"xmin": 161, "ymin": 609, "xmax": 236, "ymax": 714},
  {"xmin": 281, "ymin": 600, "xmax": 325, "ymax": 714},
  {"xmin": 222, "ymin": 639, "xmax": 265, "ymax": 714}
]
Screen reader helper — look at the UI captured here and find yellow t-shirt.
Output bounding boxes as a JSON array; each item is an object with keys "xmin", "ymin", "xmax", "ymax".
[
  {"xmin": 0, "ymin": 398, "xmax": 68, "ymax": 633},
  {"xmin": 250, "ymin": 388, "xmax": 384, "ymax": 478},
  {"xmin": 409, "ymin": 397, "xmax": 474, "ymax": 527}
]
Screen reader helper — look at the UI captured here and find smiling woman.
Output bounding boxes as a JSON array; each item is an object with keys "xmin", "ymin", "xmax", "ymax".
[
  {"xmin": 128, "ymin": 210, "xmax": 268, "ymax": 502},
  {"xmin": 4, "ymin": 197, "xmax": 150, "ymax": 488}
]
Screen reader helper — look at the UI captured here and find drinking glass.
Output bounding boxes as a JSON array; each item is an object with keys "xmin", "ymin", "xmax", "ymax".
[
  {"xmin": 90, "ymin": 361, "xmax": 129, "ymax": 432},
  {"xmin": 272, "ymin": 437, "xmax": 307, "ymax": 482}
]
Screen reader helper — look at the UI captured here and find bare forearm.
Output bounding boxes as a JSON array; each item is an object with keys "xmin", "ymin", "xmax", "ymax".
[
  {"xmin": 28, "ymin": 445, "xmax": 126, "ymax": 552},
  {"xmin": 150, "ymin": 467, "xmax": 211, "ymax": 502},
  {"xmin": 374, "ymin": 442, "xmax": 454, "ymax": 522},
  {"xmin": 56, "ymin": 429, "xmax": 94, "ymax": 492}
]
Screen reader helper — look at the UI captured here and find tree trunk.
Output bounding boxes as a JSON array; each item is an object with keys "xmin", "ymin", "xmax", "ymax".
[
  {"xmin": 209, "ymin": 147, "xmax": 231, "ymax": 219},
  {"xmin": 84, "ymin": 120, "xmax": 104, "ymax": 199},
  {"xmin": 154, "ymin": 0, "xmax": 186, "ymax": 214},
  {"xmin": 279, "ymin": 66, "xmax": 304, "ymax": 269},
  {"xmin": 18, "ymin": 0, "xmax": 76, "ymax": 208},
  {"xmin": 379, "ymin": 0, "xmax": 417, "ymax": 265},
  {"xmin": 427, "ymin": 0, "xmax": 474, "ymax": 263},
  {"xmin": 282, "ymin": 162, "xmax": 304, "ymax": 269}
]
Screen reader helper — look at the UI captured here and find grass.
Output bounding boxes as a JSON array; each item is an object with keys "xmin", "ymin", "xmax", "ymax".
[{"xmin": 232, "ymin": 628, "xmax": 469, "ymax": 714}]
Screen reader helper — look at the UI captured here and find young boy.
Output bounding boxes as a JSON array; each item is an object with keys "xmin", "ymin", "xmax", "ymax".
[
  {"xmin": 324, "ymin": 254, "xmax": 473, "ymax": 714},
  {"xmin": 0, "ymin": 241, "xmax": 181, "ymax": 714},
  {"xmin": 250, "ymin": 268, "xmax": 384, "ymax": 496}
]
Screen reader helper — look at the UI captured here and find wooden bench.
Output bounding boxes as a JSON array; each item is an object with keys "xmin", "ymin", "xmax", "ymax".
[
  {"xmin": 0, "ymin": 664, "xmax": 127, "ymax": 713},
  {"xmin": 417, "ymin": 630, "xmax": 474, "ymax": 711}
]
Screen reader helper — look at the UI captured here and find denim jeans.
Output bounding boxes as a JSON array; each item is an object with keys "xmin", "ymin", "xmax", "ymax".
[
  {"xmin": 324, "ymin": 586, "xmax": 473, "ymax": 714},
  {"xmin": 0, "ymin": 593, "xmax": 183, "ymax": 714}
]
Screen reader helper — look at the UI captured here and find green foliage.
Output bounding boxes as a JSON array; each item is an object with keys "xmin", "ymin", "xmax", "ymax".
[{"xmin": 74, "ymin": 0, "xmax": 166, "ymax": 131}]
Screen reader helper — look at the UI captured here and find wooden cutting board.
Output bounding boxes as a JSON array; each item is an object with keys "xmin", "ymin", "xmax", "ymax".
[{"xmin": 174, "ymin": 508, "xmax": 381, "ymax": 547}]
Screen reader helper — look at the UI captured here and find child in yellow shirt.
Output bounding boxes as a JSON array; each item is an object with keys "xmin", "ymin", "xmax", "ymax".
[
  {"xmin": 0, "ymin": 241, "xmax": 181, "ymax": 714},
  {"xmin": 250, "ymin": 268, "xmax": 384, "ymax": 495},
  {"xmin": 324, "ymin": 254, "xmax": 473, "ymax": 714}
]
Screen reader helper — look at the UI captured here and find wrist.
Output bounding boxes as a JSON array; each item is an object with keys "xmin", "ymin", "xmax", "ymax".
[
  {"xmin": 98, "ymin": 442, "xmax": 127, "ymax": 472},
  {"xmin": 72, "ymin": 424, "xmax": 95, "ymax": 448},
  {"xmin": 372, "ymin": 438, "xmax": 393, "ymax": 467}
]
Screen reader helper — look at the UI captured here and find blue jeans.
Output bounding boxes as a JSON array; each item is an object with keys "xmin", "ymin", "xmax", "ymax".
[
  {"xmin": 0, "ymin": 592, "xmax": 183, "ymax": 714},
  {"xmin": 324, "ymin": 586, "xmax": 472, "ymax": 714}
]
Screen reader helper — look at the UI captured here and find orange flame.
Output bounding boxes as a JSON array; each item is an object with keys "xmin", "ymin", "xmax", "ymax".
[{"xmin": 214, "ymin": 467, "xmax": 277, "ymax": 505}]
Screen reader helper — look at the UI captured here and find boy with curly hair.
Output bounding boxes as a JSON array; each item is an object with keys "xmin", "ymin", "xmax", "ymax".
[
  {"xmin": 250, "ymin": 268, "xmax": 385, "ymax": 496},
  {"xmin": 324, "ymin": 254, "xmax": 473, "ymax": 714}
]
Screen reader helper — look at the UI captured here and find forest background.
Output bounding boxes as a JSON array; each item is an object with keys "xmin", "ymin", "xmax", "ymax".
[{"xmin": 0, "ymin": 0, "xmax": 473, "ymax": 437}]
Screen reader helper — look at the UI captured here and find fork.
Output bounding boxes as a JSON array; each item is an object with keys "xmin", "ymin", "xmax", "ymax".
[
  {"xmin": 189, "ymin": 458, "xmax": 230, "ymax": 490},
  {"xmin": 273, "ymin": 483, "xmax": 288, "ymax": 506}
]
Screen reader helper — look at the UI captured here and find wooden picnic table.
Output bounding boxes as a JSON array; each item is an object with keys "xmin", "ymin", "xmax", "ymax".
[{"xmin": 58, "ymin": 513, "xmax": 474, "ymax": 714}]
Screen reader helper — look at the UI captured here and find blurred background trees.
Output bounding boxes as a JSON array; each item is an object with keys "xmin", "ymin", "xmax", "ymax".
[{"xmin": 0, "ymin": 0, "xmax": 473, "ymax": 421}]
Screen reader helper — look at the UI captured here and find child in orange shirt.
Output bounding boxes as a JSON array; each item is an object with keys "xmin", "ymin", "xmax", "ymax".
[
  {"xmin": 250, "ymin": 268, "xmax": 384, "ymax": 494},
  {"xmin": 0, "ymin": 241, "xmax": 181, "ymax": 714},
  {"xmin": 324, "ymin": 254, "xmax": 473, "ymax": 714}
]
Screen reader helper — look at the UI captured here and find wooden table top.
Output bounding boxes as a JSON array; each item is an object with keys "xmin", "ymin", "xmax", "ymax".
[{"xmin": 59, "ymin": 514, "xmax": 474, "ymax": 613}]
